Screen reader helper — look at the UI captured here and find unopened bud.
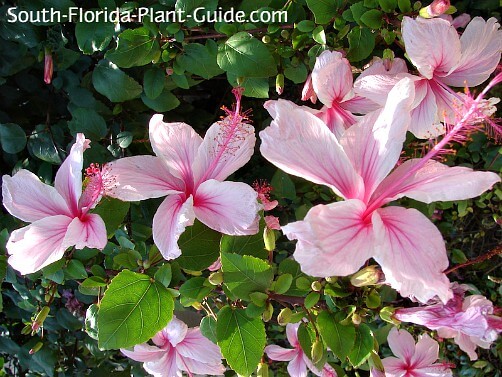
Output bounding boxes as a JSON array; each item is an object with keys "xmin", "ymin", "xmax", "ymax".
[
  {"xmin": 275, "ymin": 73, "xmax": 284, "ymax": 95},
  {"xmin": 280, "ymin": 29, "xmax": 290, "ymax": 39},
  {"xmin": 352, "ymin": 312, "xmax": 362, "ymax": 325},
  {"xmin": 208, "ymin": 271, "xmax": 223, "ymax": 285},
  {"xmin": 262, "ymin": 302, "xmax": 274, "ymax": 322},
  {"xmin": 263, "ymin": 227, "xmax": 276, "ymax": 252},
  {"xmin": 257, "ymin": 362, "xmax": 269, "ymax": 377},
  {"xmin": 32, "ymin": 306, "xmax": 50, "ymax": 332},
  {"xmin": 419, "ymin": 0, "xmax": 450, "ymax": 18},
  {"xmin": 22, "ymin": 324, "xmax": 32, "ymax": 335},
  {"xmin": 311, "ymin": 281, "xmax": 322, "ymax": 292},
  {"xmin": 142, "ymin": 260, "xmax": 151, "ymax": 269},
  {"xmin": 29, "ymin": 342, "xmax": 43, "ymax": 355},
  {"xmin": 301, "ymin": 74, "xmax": 317, "ymax": 104},
  {"xmin": 44, "ymin": 48, "xmax": 53, "ymax": 84},
  {"xmin": 325, "ymin": 276, "xmax": 338, "ymax": 284},
  {"xmin": 277, "ymin": 307, "xmax": 292, "ymax": 325},
  {"xmin": 165, "ymin": 68, "xmax": 174, "ymax": 76},
  {"xmin": 311, "ymin": 339, "xmax": 324, "ymax": 365},
  {"xmin": 350, "ymin": 265, "xmax": 381, "ymax": 287},
  {"xmin": 262, "ymin": 35, "xmax": 271, "ymax": 44}
]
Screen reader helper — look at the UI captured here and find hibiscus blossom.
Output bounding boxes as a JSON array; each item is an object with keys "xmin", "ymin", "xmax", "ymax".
[
  {"xmin": 103, "ymin": 89, "xmax": 260, "ymax": 260},
  {"xmin": 265, "ymin": 323, "xmax": 337, "ymax": 377},
  {"xmin": 380, "ymin": 328, "xmax": 453, "ymax": 377},
  {"xmin": 394, "ymin": 285, "xmax": 502, "ymax": 360},
  {"xmin": 260, "ymin": 77, "xmax": 500, "ymax": 303},
  {"xmin": 2, "ymin": 134, "xmax": 107, "ymax": 275},
  {"xmin": 121, "ymin": 316, "xmax": 225, "ymax": 376},
  {"xmin": 355, "ymin": 16, "xmax": 501, "ymax": 138}
]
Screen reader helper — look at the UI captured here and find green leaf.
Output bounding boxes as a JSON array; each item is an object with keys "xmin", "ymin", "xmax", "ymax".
[
  {"xmin": 200, "ymin": 315, "xmax": 217, "ymax": 343},
  {"xmin": 141, "ymin": 89, "xmax": 180, "ymax": 112},
  {"xmin": 378, "ymin": 0, "xmax": 397, "ymax": 12},
  {"xmin": 348, "ymin": 323, "xmax": 374, "ymax": 367},
  {"xmin": 179, "ymin": 277, "xmax": 212, "ymax": 300},
  {"xmin": 296, "ymin": 20, "xmax": 316, "ymax": 33},
  {"xmin": 154, "ymin": 264, "xmax": 172, "ymax": 288},
  {"xmin": 68, "ymin": 108, "xmax": 107, "ymax": 141},
  {"xmin": 98, "ymin": 270, "xmax": 174, "ymax": 349},
  {"xmin": 64, "ymin": 260, "xmax": 88, "ymax": 280},
  {"xmin": 312, "ymin": 26, "xmax": 326, "ymax": 45},
  {"xmin": 221, "ymin": 253, "xmax": 273, "ymax": 300},
  {"xmin": 75, "ymin": 20, "xmax": 114, "ymax": 54},
  {"xmin": 360, "ymin": 9, "xmax": 383, "ymax": 29},
  {"xmin": 398, "ymin": 0, "xmax": 412, "ymax": 12},
  {"xmin": 350, "ymin": 2, "xmax": 369, "ymax": 25},
  {"xmin": 177, "ymin": 43, "xmax": 223, "ymax": 79},
  {"xmin": 347, "ymin": 27, "xmax": 376, "ymax": 62},
  {"xmin": 220, "ymin": 218, "xmax": 267, "ymax": 259},
  {"xmin": 85, "ymin": 304, "xmax": 99, "ymax": 340},
  {"xmin": 105, "ymin": 27, "xmax": 160, "ymax": 68},
  {"xmin": 143, "ymin": 68, "xmax": 166, "ymax": 99},
  {"xmin": 304, "ymin": 292, "xmax": 320, "ymax": 309},
  {"xmin": 27, "ymin": 127, "xmax": 62, "ymax": 164},
  {"xmin": 271, "ymin": 169, "xmax": 296, "ymax": 200},
  {"xmin": 177, "ymin": 220, "xmax": 221, "ymax": 271},
  {"xmin": 273, "ymin": 273, "xmax": 293, "ymax": 294},
  {"xmin": 226, "ymin": 73, "xmax": 270, "ymax": 98},
  {"xmin": 306, "ymin": 0, "xmax": 338, "ymax": 24},
  {"xmin": 93, "ymin": 61, "xmax": 143, "ymax": 102},
  {"xmin": 92, "ymin": 198, "xmax": 130, "ymax": 238},
  {"xmin": 284, "ymin": 63, "xmax": 308, "ymax": 84},
  {"xmin": 317, "ymin": 311, "xmax": 356, "ymax": 361},
  {"xmin": 217, "ymin": 32, "xmax": 277, "ymax": 78},
  {"xmin": 0, "ymin": 124, "xmax": 26, "ymax": 154},
  {"xmin": 217, "ymin": 306, "xmax": 266, "ymax": 377}
]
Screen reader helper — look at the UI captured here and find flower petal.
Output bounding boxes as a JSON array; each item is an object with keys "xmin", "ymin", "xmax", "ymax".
[
  {"xmin": 54, "ymin": 133, "xmax": 87, "ymax": 215},
  {"xmin": 177, "ymin": 353, "xmax": 226, "ymax": 375},
  {"xmin": 7, "ymin": 215, "xmax": 73, "ymax": 275},
  {"xmin": 373, "ymin": 159, "xmax": 501, "ymax": 204},
  {"xmin": 409, "ymin": 80, "xmax": 444, "ymax": 139},
  {"xmin": 402, "ymin": 17, "xmax": 460, "ymax": 79},
  {"xmin": 381, "ymin": 356, "xmax": 408, "ymax": 377},
  {"xmin": 357, "ymin": 57, "xmax": 409, "ymax": 79},
  {"xmin": 340, "ymin": 77, "xmax": 415, "ymax": 200},
  {"xmin": 193, "ymin": 179, "xmax": 260, "ymax": 235},
  {"xmin": 149, "ymin": 114, "xmax": 203, "ymax": 183},
  {"xmin": 176, "ymin": 328, "xmax": 223, "ymax": 363},
  {"xmin": 283, "ymin": 200, "xmax": 375, "ymax": 277},
  {"xmin": 145, "ymin": 348, "xmax": 180, "ymax": 377},
  {"xmin": 2, "ymin": 170, "xmax": 71, "ymax": 222},
  {"xmin": 372, "ymin": 207, "xmax": 452, "ymax": 303},
  {"xmin": 311, "ymin": 50, "xmax": 353, "ymax": 106},
  {"xmin": 265, "ymin": 345, "xmax": 298, "ymax": 361},
  {"xmin": 260, "ymin": 99, "xmax": 364, "ymax": 199},
  {"xmin": 411, "ymin": 334, "xmax": 439, "ymax": 369},
  {"xmin": 441, "ymin": 17, "xmax": 502, "ymax": 87},
  {"xmin": 64, "ymin": 214, "xmax": 107, "ymax": 250},
  {"xmin": 287, "ymin": 352, "xmax": 308, "ymax": 377},
  {"xmin": 387, "ymin": 328, "xmax": 416, "ymax": 363},
  {"xmin": 120, "ymin": 344, "xmax": 166, "ymax": 362},
  {"xmin": 152, "ymin": 195, "xmax": 195, "ymax": 260},
  {"xmin": 104, "ymin": 155, "xmax": 184, "ymax": 201},
  {"xmin": 316, "ymin": 105, "xmax": 358, "ymax": 139},
  {"xmin": 286, "ymin": 323, "xmax": 300, "ymax": 347}
]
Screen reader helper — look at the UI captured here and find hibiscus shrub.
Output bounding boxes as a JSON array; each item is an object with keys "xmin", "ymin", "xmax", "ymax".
[{"xmin": 0, "ymin": 0, "xmax": 501, "ymax": 376}]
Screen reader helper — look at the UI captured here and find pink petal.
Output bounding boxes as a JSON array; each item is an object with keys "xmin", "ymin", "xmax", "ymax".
[
  {"xmin": 441, "ymin": 17, "xmax": 502, "ymax": 87},
  {"xmin": 144, "ymin": 347, "xmax": 180, "ymax": 377},
  {"xmin": 387, "ymin": 328, "xmax": 416, "ymax": 363},
  {"xmin": 260, "ymin": 99, "xmax": 364, "ymax": 200},
  {"xmin": 381, "ymin": 356, "xmax": 409, "ymax": 377},
  {"xmin": 265, "ymin": 215, "xmax": 281, "ymax": 230},
  {"xmin": 372, "ymin": 159, "xmax": 501, "ymax": 204},
  {"xmin": 453, "ymin": 333, "xmax": 479, "ymax": 360},
  {"xmin": 340, "ymin": 77, "xmax": 415, "ymax": 200},
  {"xmin": 120, "ymin": 344, "xmax": 165, "ymax": 362},
  {"xmin": 287, "ymin": 352, "xmax": 309, "ymax": 377},
  {"xmin": 316, "ymin": 105, "xmax": 358, "ymax": 139},
  {"xmin": 104, "ymin": 155, "xmax": 185, "ymax": 201},
  {"xmin": 401, "ymin": 17, "xmax": 461, "ymax": 79},
  {"xmin": 177, "ymin": 353, "xmax": 226, "ymax": 375},
  {"xmin": 159, "ymin": 316, "xmax": 188, "ymax": 347},
  {"xmin": 64, "ymin": 214, "xmax": 107, "ymax": 250},
  {"xmin": 149, "ymin": 115, "xmax": 203, "ymax": 183},
  {"xmin": 176, "ymin": 328, "xmax": 223, "ymax": 363},
  {"xmin": 353, "ymin": 73, "xmax": 410, "ymax": 108},
  {"xmin": 7, "ymin": 215, "xmax": 73, "ymax": 275},
  {"xmin": 54, "ymin": 133, "xmax": 87, "ymax": 215},
  {"xmin": 340, "ymin": 96, "xmax": 381, "ymax": 114},
  {"xmin": 2, "ymin": 170, "xmax": 71, "ymax": 222},
  {"xmin": 286, "ymin": 323, "xmax": 300, "ymax": 347},
  {"xmin": 357, "ymin": 57, "xmax": 409, "ymax": 79},
  {"xmin": 372, "ymin": 206, "xmax": 452, "ymax": 303},
  {"xmin": 192, "ymin": 115, "xmax": 255, "ymax": 184},
  {"xmin": 265, "ymin": 345, "xmax": 298, "ymax": 361},
  {"xmin": 283, "ymin": 200, "xmax": 375, "ymax": 277},
  {"xmin": 311, "ymin": 50, "xmax": 353, "ymax": 106},
  {"xmin": 413, "ymin": 365, "xmax": 453, "ymax": 377},
  {"xmin": 193, "ymin": 179, "xmax": 260, "ymax": 235},
  {"xmin": 411, "ymin": 334, "xmax": 439, "ymax": 369},
  {"xmin": 409, "ymin": 80, "xmax": 443, "ymax": 139},
  {"xmin": 152, "ymin": 195, "xmax": 195, "ymax": 260}
]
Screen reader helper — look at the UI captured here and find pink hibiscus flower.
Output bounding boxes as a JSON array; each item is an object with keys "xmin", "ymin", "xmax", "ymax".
[
  {"xmin": 2, "ymin": 133, "xmax": 107, "ymax": 275},
  {"xmin": 260, "ymin": 77, "xmax": 500, "ymax": 303},
  {"xmin": 380, "ymin": 328, "xmax": 453, "ymax": 377},
  {"xmin": 395, "ymin": 285, "xmax": 502, "ymax": 360},
  {"xmin": 121, "ymin": 316, "xmax": 225, "ymax": 376},
  {"xmin": 265, "ymin": 323, "xmax": 337, "ymax": 377},
  {"xmin": 103, "ymin": 89, "xmax": 260, "ymax": 260}
]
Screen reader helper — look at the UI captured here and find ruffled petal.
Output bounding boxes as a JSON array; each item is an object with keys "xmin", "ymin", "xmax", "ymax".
[
  {"xmin": 372, "ymin": 159, "xmax": 501, "ymax": 204},
  {"xmin": 149, "ymin": 114, "xmax": 203, "ymax": 183},
  {"xmin": 441, "ymin": 17, "xmax": 502, "ymax": 87},
  {"xmin": 7, "ymin": 215, "xmax": 73, "ymax": 275},
  {"xmin": 145, "ymin": 347, "xmax": 180, "ymax": 377},
  {"xmin": 193, "ymin": 179, "xmax": 260, "ymax": 235},
  {"xmin": 316, "ymin": 105, "xmax": 358, "ymax": 139},
  {"xmin": 411, "ymin": 334, "xmax": 439, "ymax": 369},
  {"xmin": 152, "ymin": 195, "xmax": 195, "ymax": 260},
  {"xmin": 401, "ymin": 17, "xmax": 461, "ymax": 79},
  {"xmin": 372, "ymin": 207, "xmax": 452, "ymax": 303},
  {"xmin": 162, "ymin": 317, "xmax": 188, "ymax": 347},
  {"xmin": 387, "ymin": 328, "xmax": 416, "ymax": 363},
  {"xmin": 260, "ymin": 99, "xmax": 364, "ymax": 199},
  {"xmin": 64, "ymin": 214, "xmax": 107, "ymax": 250},
  {"xmin": 54, "ymin": 133, "xmax": 87, "ymax": 215},
  {"xmin": 311, "ymin": 50, "xmax": 353, "ymax": 106},
  {"xmin": 283, "ymin": 200, "xmax": 375, "ymax": 277},
  {"xmin": 104, "ymin": 155, "xmax": 184, "ymax": 201},
  {"xmin": 2, "ymin": 170, "xmax": 71, "ymax": 222},
  {"xmin": 265, "ymin": 345, "xmax": 298, "ymax": 362}
]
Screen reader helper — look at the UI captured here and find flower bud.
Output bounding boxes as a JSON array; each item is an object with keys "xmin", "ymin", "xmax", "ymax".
[
  {"xmin": 350, "ymin": 265, "xmax": 382, "ymax": 287},
  {"xmin": 311, "ymin": 281, "xmax": 322, "ymax": 292},
  {"xmin": 43, "ymin": 48, "xmax": 53, "ymax": 85},
  {"xmin": 263, "ymin": 227, "xmax": 276, "ymax": 252},
  {"xmin": 208, "ymin": 271, "xmax": 223, "ymax": 285},
  {"xmin": 262, "ymin": 302, "xmax": 274, "ymax": 322},
  {"xmin": 277, "ymin": 307, "xmax": 292, "ymax": 325},
  {"xmin": 419, "ymin": 0, "xmax": 450, "ymax": 18},
  {"xmin": 29, "ymin": 342, "xmax": 43, "ymax": 355},
  {"xmin": 301, "ymin": 74, "xmax": 317, "ymax": 104},
  {"xmin": 275, "ymin": 73, "xmax": 284, "ymax": 95},
  {"xmin": 257, "ymin": 362, "xmax": 269, "ymax": 377},
  {"xmin": 311, "ymin": 339, "xmax": 324, "ymax": 365},
  {"xmin": 352, "ymin": 312, "xmax": 362, "ymax": 325},
  {"xmin": 32, "ymin": 306, "xmax": 50, "ymax": 332}
]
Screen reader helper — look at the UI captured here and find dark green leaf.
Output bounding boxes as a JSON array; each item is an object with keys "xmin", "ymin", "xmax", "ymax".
[
  {"xmin": 28, "ymin": 127, "xmax": 62, "ymax": 164},
  {"xmin": 154, "ymin": 264, "xmax": 172, "ymax": 287},
  {"xmin": 64, "ymin": 259, "xmax": 88, "ymax": 280},
  {"xmin": 200, "ymin": 315, "xmax": 217, "ymax": 343},
  {"xmin": 348, "ymin": 323, "xmax": 374, "ymax": 367},
  {"xmin": 226, "ymin": 73, "xmax": 270, "ymax": 98},
  {"xmin": 93, "ymin": 61, "xmax": 143, "ymax": 102},
  {"xmin": 141, "ymin": 89, "xmax": 180, "ymax": 112},
  {"xmin": 360, "ymin": 9, "xmax": 383, "ymax": 29},
  {"xmin": 220, "ymin": 218, "xmax": 267, "ymax": 259},
  {"xmin": 306, "ymin": 0, "xmax": 338, "ymax": 24},
  {"xmin": 0, "ymin": 124, "xmax": 26, "ymax": 154},
  {"xmin": 93, "ymin": 198, "xmax": 130, "ymax": 238},
  {"xmin": 68, "ymin": 108, "xmax": 107, "ymax": 141},
  {"xmin": 317, "ymin": 311, "xmax": 356, "ymax": 361},
  {"xmin": 143, "ymin": 68, "xmax": 166, "ymax": 99},
  {"xmin": 105, "ymin": 27, "xmax": 160, "ymax": 68},
  {"xmin": 177, "ymin": 43, "xmax": 223, "ymax": 79},
  {"xmin": 177, "ymin": 220, "xmax": 221, "ymax": 271},
  {"xmin": 347, "ymin": 27, "xmax": 376, "ymax": 62},
  {"xmin": 75, "ymin": 21, "xmax": 114, "ymax": 54},
  {"xmin": 85, "ymin": 304, "xmax": 99, "ymax": 340},
  {"xmin": 179, "ymin": 277, "xmax": 212, "ymax": 300},
  {"xmin": 378, "ymin": 0, "xmax": 397, "ymax": 12},
  {"xmin": 271, "ymin": 169, "xmax": 296, "ymax": 200}
]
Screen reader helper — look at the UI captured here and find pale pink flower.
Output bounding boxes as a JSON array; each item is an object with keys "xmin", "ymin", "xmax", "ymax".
[
  {"xmin": 265, "ymin": 323, "xmax": 337, "ymax": 377},
  {"xmin": 381, "ymin": 328, "xmax": 453, "ymax": 377},
  {"xmin": 208, "ymin": 257, "xmax": 222, "ymax": 271},
  {"xmin": 439, "ymin": 13, "xmax": 471, "ymax": 28},
  {"xmin": 420, "ymin": 0, "xmax": 450, "ymax": 18},
  {"xmin": 121, "ymin": 316, "xmax": 225, "ymax": 377},
  {"xmin": 2, "ymin": 134, "xmax": 107, "ymax": 275},
  {"xmin": 253, "ymin": 180, "xmax": 278, "ymax": 211},
  {"xmin": 265, "ymin": 215, "xmax": 281, "ymax": 230},
  {"xmin": 355, "ymin": 17, "xmax": 501, "ymax": 138},
  {"xmin": 301, "ymin": 74, "xmax": 317, "ymax": 104},
  {"xmin": 260, "ymin": 78, "xmax": 500, "ymax": 303},
  {"xmin": 395, "ymin": 286, "xmax": 502, "ymax": 360},
  {"xmin": 303, "ymin": 50, "xmax": 379, "ymax": 138},
  {"xmin": 103, "ymin": 89, "xmax": 260, "ymax": 260}
]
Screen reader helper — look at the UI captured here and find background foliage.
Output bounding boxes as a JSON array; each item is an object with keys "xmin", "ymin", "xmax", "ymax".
[{"xmin": 0, "ymin": 0, "xmax": 500, "ymax": 376}]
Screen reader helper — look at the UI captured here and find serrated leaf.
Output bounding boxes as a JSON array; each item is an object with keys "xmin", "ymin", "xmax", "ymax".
[
  {"xmin": 93, "ymin": 61, "xmax": 143, "ymax": 102},
  {"xmin": 105, "ymin": 27, "xmax": 160, "ymax": 68},
  {"xmin": 317, "ymin": 311, "xmax": 356, "ymax": 361},
  {"xmin": 98, "ymin": 270, "xmax": 174, "ymax": 349},
  {"xmin": 348, "ymin": 323, "xmax": 373, "ymax": 367},
  {"xmin": 217, "ymin": 306, "xmax": 266, "ymax": 377},
  {"xmin": 177, "ymin": 220, "xmax": 221, "ymax": 271},
  {"xmin": 221, "ymin": 253, "xmax": 273, "ymax": 300}
]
